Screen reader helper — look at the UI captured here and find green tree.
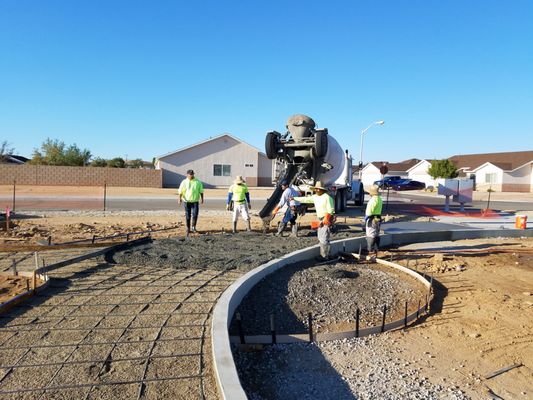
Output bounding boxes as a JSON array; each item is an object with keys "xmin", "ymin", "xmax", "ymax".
[
  {"xmin": 128, "ymin": 158, "xmax": 144, "ymax": 169},
  {"xmin": 91, "ymin": 157, "xmax": 108, "ymax": 167},
  {"xmin": 107, "ymin": 157, "xmax": 126, "ymax": 168},
  {"xmin": 30, "ymin": 138, "xmax": 92, "ymax": 166},
  {"xmin": 427, "ymin": 159, "xmax": 458, "ymax": 179},
  {"xmin": 0, "ymin": 141, "xmax": 15, "ymax": 156}
]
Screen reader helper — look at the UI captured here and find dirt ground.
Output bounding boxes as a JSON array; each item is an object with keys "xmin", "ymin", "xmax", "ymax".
[
  {"xmin": 0, "ymin": 276, "xmax": 32, "ymax": 303},
  {"xmin": 390, "ymin": 237, "xmax": 533, "ymax": 398}
]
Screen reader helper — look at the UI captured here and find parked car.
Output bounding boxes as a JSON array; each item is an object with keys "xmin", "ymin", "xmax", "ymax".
[
  {"xmin": 389, "ymin": 179, "xmax": 426, "ymax": 191},
  {"xmin": 373, "ymin": 176, "xmax": 402, "ymax": 188}
]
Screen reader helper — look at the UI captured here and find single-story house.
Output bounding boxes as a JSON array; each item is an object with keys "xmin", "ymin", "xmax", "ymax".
[
  {"xmin": 155, "ymin": 134, "xmax": 273, "ymax": 187},
  {"xmin": 360, "ymin": 159, "xmax": 420, "ymax": 187},
  {"xmin": 449, "ymin": 151, "xmax": 533, "ymax": 192},
  {"xmin": 405, "ymin": 151, "xmax": 533, "ymax": 192},
  {"xmin": 407, "ymin": 159, "xmax": 435, "ymax": 188}
]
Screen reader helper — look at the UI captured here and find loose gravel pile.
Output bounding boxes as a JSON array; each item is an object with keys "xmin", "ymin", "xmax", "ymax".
[
  {"xmin": 232, "ymin": 261, "xmax": 427, "ymax": 334},
  {"xmin": 234, "ymin": 334, "xmax": 470, "ymax": 400}
]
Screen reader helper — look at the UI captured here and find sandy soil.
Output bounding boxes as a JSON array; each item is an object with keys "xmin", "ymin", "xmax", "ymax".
[
  {"xmin": 0, "ymin": 209, "xmax": 366, "ymax": 246},
  {"xmin": 0, "ymin": 276, "xmax": 32, "ymax": 303}
]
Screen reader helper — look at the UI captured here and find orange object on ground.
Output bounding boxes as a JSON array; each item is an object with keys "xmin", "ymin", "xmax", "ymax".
[
  {"xmin": 311, "ymin": 220, "xmax": 321, "ymax": 230},
  {"xmin": 515, "ymin": 215, "xmax": 527, "ymax": 229}
]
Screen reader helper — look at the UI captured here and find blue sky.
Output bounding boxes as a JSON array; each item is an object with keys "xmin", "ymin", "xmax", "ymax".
[{"xmin": 1, "ymin": 1, "xmax": 532, "ymax": 164}]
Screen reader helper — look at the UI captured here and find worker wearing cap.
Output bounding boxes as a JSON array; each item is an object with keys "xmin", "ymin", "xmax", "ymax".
[
  {"xmin": 226, "ymin": 175, "xmax": 251, "ymax": 233},
  {"xmin": 365, "ymin": 185, "xmax": 383, "ymax": 257},
  {"xmin": 272, "ymin": 180, "xmax": 300, "ymax": 237},
  {"xmin": 292, "ymin": 181, "xmax": 335, "ymax": 260},
  {"xmin": 178, "ymin": 169, "xmax": 204, "ymax": 235}
]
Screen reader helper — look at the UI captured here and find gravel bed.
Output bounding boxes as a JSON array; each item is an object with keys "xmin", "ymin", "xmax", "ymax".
[
  {"xmin": 232, "ymin": 261, "xmax": 427, "ymax": 334},
  {"xmin": 234, "ymin": 334, "xmax": 470, "ymax": 400},
  {"xmin": 107, "ymin": 230, "xmax": 361, "ymax": 271}
]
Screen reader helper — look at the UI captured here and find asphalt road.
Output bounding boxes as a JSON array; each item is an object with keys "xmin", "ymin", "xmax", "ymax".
[{"xmin": 3, "ymin": 191, "xmax": 532, "ymax": 212}]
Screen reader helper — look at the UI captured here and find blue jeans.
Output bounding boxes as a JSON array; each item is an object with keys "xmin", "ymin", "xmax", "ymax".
[
  {"xmin": 282, "ymin": 206, "xmax": 297, "ymax": 224},
  {"xmin": 183, "ymin": 202, "xmax": 199, "ymax": 229}
]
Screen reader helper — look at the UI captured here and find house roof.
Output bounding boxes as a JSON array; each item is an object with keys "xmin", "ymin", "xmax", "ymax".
[
  {"xmin": 448, "ymin": 151, "xmax": 533, "ymax": 172},
  {"xmin": 0, "ymin": 155, "xmax": 29, "ymax": 164},
  {"xmin": 369, "ymin": 158, "xmax": 421, "ymax": 172},
  {"xmin": 157, "ymin": 134, "xmax": 265, "ymax": 159}
]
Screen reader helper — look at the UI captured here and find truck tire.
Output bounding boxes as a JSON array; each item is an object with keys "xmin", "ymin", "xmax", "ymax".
[
  {"xmin": 334, "ymin": 190, "xmax": 343, "ymax": 213},
  {"xmin": 315, "ymin": 131, "xmax": 328, "ymax": 158},
  {"xmin": 265, "ymin": 132, "xmax": 279, "ymax": 159}
]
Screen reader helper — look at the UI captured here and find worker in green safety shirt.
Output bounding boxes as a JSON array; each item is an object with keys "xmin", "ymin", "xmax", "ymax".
[
  {"xmin": 226, "ymin": 175, "xmax": 251, "ymax": 233},
  {"xmin": 365, "ymin": 185, "xmax": 383, "ymax": 257},
  {"xmin": 292, "ymin": 181, "xmax": 335, "ymax": 261},
  {"xmin": 178, "ymin": 169, "xmax": 204, "ymax": 235}
]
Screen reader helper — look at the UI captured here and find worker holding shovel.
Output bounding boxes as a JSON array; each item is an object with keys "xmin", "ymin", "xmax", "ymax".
[
  {"xmin": 365, "ymin": 185, "xmax": 383, "ymax": 258},
  {"xmin": 292, "ymin": 181, "xmax": 335, "ymax": 261},
  {"xmin": 271, "ymin": 180, "xmax": 300, "ymax": 237}
]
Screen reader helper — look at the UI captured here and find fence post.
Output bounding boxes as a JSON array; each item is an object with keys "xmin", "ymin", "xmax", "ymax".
[
  {"xmin": 103, "ymin": 182, "xmax": 107, "ymax": 212},
  {"xmin": 381, "ymin": 304, "xmax": 387, "ymax": 332},
  {"xmin": 12, "ymin": 179, "xmax": 16, "ymax": 212},
  {"xmin": 308, "ymin": 313, "xmax": 313, "ymax": 343},
  {"xmin": 270, "ymin": 313, "xmax": 276, "ymax": 344},
  {"xmin": 416, "ymin": 299, "xmax": 421, "ymax": 319},
  {"xmin": 92, "ymin": 235, "xmax": 96, "ymax": 244},
  {"xmin": 236, "ymin": 313, "xmax": 245, "ymax": 344},
  {"xmin": 355, "ymin": 308, "xmax": 361, "ymax": 338},
  {"xmin": 11, "ymin": 259, "xmax": 17, "ymax": 276}
]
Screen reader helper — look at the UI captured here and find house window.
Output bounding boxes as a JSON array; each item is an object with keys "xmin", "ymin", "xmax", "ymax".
[
  {"xmin": 214, "ymin": 164, "xmax": 231, "ymax": 176},
  {"xmin": 485, "ymin": 172, "xmax": 497, "ymax": 184},
  {"xmin": 244, "ymin": 163, "xmax": 254, "ymax": 168}
]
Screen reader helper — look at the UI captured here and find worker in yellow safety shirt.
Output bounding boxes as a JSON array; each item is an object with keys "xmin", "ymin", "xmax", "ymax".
[
  {"xmin": 365, "ymin": 185, "xmax": 383, "ymax": 257},
  {"xmin": 178, "ymin": 169, "xmax": 204, "ymax": 235},
  {"xmin": 292, "ymin": 181, "xmax": 335, "ymax": 260},
  {"xmin": 226, "ymin": 175, "xmax": 251, "ymax": 233}
]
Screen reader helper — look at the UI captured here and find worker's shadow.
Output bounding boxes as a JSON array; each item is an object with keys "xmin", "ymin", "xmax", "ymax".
[{"xmin": 229, "ymin": 259, "xmax": 356, "ymax": 399}]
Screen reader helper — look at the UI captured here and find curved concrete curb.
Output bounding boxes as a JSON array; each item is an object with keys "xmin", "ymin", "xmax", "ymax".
[{"xmin": 212, "ymin": 228, "xmax": 533, "ymax": 400}]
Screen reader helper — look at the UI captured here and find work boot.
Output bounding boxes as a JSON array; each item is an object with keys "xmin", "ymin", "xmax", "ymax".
[
  {"xmin": 291, "ymin": 223, "xmax": 298, "ymax": 237},
  {"xmin": 246, "ymin": 220, "xmax": 252, "ymax": 232},
  {"xmin": 275, "ymin": 222, "xmax": 286, "ymax": 237},
  {"xmin": 232, "ymin": 221, "xmax": 237, "ymax": 234}
]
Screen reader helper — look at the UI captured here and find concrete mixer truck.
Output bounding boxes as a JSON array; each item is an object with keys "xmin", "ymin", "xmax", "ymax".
[{"xmin": 258, "ymin": 114, "xmax": 365, "ymax": 223}]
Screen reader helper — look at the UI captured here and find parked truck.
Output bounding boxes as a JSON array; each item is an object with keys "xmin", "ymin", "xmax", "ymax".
[{"xmin": 259, "ymin": 114, "xmax": 365, "ymax": 223}]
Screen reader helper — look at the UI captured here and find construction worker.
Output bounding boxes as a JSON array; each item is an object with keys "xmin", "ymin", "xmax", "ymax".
[
  {"xmin": 227, "ymin": 175, "xmax": 251, "ymax": 233},
  {"xmin": 292, "ymin": 181, "xmax": 335, "ymax": 260},
  {"xmin": 365, "ymin": 185, "xmax": 383, "ymax": 257},
  {"xmin": 178, "ymin": 169, "xmax": 204, "ymax": 235},
  {"xmin": 272, "ymin": 180, "xmax": 300, "ymax": 237}
]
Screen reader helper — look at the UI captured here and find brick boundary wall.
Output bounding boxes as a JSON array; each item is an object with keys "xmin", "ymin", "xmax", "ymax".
[{"xmin": 0, "ymin": 165, "xmax": 162, "ymax": 188}]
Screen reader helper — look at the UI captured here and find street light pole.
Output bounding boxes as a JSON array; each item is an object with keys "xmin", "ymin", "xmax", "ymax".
[{"xmin": 358, "ymin": 120, "xmax": 385, "ymax": 180}]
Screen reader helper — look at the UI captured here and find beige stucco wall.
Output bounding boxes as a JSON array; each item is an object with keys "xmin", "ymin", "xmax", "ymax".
[
  {"xmin": 0, "ymin": 164, "xmax": 162, "ymax": 187},
  {"xmin": 158, "ymin": 136, "xmax": 272, "ymax": 187},
  {"xmin": 501, "ymin": 163, "xmax": 532, "ymax": 192}
]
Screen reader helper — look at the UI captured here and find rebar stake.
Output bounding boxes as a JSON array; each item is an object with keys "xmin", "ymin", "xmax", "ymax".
[
  {"xmin": 355, "ymin": 308, "xmax": 360, "ymax": 338},
  {"xmin": 270, "ymin": 313, "xmax": 276, "ymax": 344},
  {"xmin": 381, "ymin": 304, "xmax": 387, "ymax": 332},
  {"xmin": 308, "ymin": 313, "xmax": 314, "ymax": 343},
  {"xmin": 236, "ymin": 312, "xmax": 245, "ymax": 344}
]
